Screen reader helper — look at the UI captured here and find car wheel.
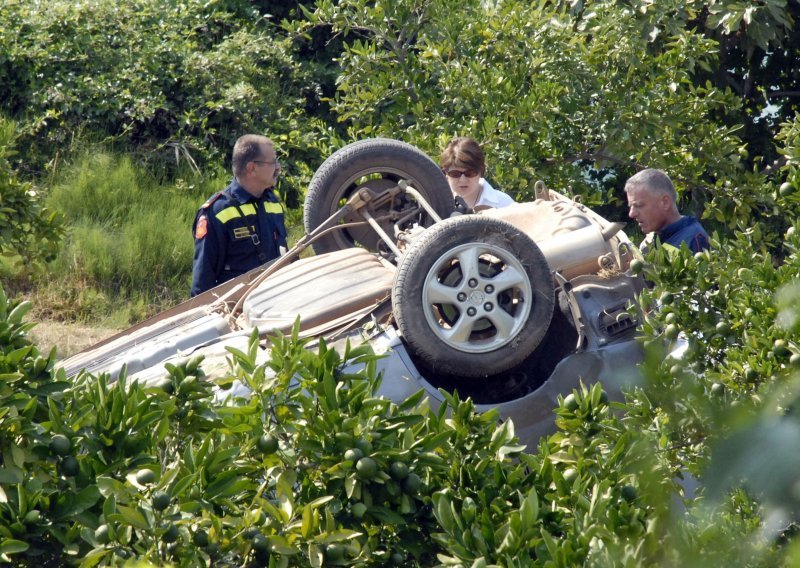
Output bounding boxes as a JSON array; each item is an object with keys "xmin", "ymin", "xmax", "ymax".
[
  {"xmin": 304, "ymin": 138, "xmax": 453, "ymax": 255},
  {"xmin": 393, "ymin": 215, "xmax": 555, "ymax": 378}
]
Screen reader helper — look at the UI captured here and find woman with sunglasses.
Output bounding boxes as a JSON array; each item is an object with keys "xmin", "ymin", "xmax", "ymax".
[{"xmin": 439, "ymin": 137, "xmax": 514, "ymax": 211}]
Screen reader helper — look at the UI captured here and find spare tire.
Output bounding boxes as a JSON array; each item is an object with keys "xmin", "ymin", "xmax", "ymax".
[
  {"xmin": 392, "ymin": 215, "xmax": 555, "ymax": 378},
  {"xmin": 304, "ymin": 138, "xmax": 453, "ymax": 255}
]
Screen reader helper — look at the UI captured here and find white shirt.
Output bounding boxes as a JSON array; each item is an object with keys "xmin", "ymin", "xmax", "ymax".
[{"xmin": 475, "ymin": 178, "xmax": 514, "ymax": 209}]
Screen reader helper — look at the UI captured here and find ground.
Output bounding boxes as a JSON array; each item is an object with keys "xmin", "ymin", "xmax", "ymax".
[{"xmin": 29, "ymin": 320, "xmax": 121, "ymax": 360}]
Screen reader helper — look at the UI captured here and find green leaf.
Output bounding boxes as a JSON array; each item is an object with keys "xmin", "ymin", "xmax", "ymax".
[
  {"xmin": 0, "ymin": 539, "xmax": 29, "ymax": 554},
  {"xmin": 0, "ymin": 373, "xmax": 23, "ymax": 382},
  {"xmin": 433, "ymin": 492, "xmax": 456, "ymax": 533},
  {"xmin": 55, "ymin": 486, "xmax": 101, "ymax": 519},
  {"xmin": 0, "ymin": 468, "xmax": 23, "ymax": 484},
  {"xmin": 96, "ymin": 476, "xmax": 130, "ymax": 498},
  {"xmin": 112, "ymin": 505, "xmax": 149, "ymax": 530},
  {"xmin": 520, "ymin": 487, "xmax": 539, "ymax": 527},
  {"xmin": 267, "ymin": 534, "xmax": 301, "ymax": 555}
]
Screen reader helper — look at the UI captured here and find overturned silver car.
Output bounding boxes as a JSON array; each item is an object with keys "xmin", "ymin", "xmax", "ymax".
[{"xmin": 61, "ymin": 139, "xmax": 644, "ymax": 445}]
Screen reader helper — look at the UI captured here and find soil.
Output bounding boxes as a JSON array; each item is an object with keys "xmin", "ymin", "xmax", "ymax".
[{"xmin": 29, "ymin": 320, "xmax": 122, "ymax": 360}]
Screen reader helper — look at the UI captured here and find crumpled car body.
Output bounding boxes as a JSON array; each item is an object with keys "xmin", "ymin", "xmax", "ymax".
[{"xmin": 61, "ymin": 138, "xmax": 644, "ymax": 446}]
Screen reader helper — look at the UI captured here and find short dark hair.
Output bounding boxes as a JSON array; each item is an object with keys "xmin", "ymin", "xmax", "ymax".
[
  {"xmin": 440, "ymin": 137, "xmax": 485, "ymax": 175},
  {"xmin": 232, "ymin": 134, "xmax": 273, "ymax": 177},
  {"xmin": 624, "ymin": 168, "xmax": 676, "ymax": 202}
]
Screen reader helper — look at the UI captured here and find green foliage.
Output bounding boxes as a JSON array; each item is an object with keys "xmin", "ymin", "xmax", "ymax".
[
  {"xmin": 0, "ymin": 118, "xmax": 64, "ymax": 267},
  {"xmin": 621, "ymin": 190, "xmax": 799, "ymax": 563},
  {"xmin": 0, "ymin": 0, "xmax": 325, "ymax": 204},
  {"xmin": 3, "ymin": 0, "xmax": 800, "ymax": 563},
  {"xmin": 290, "ymin": 0, "xmax": 799, "ymax": 248},
  {"xmin": 0, "ymin": 289, "xmax": 533, "ymax": 565},
  {"xmin": 297, "ymin": 0, "xmax": 751, "ymax": 214},
  {"xmin": 34, "ymin": 150, "xmax": 207, "ymax": 321},
  {"xmin": 6, "ymin": 275, "xmax": 800, "ymax": 564}
]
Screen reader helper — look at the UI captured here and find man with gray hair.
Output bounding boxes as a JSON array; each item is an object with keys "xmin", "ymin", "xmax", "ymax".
[
  {"xmin": 624, "ymin": 168, "xmax": 708, "ymax": 253},
  {"xmin": 191, "ymin": 134, "xmax": 287, "ymax": 296}
]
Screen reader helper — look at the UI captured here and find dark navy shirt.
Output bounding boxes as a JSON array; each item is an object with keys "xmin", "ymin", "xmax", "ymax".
[
  {"xmin": 659, "ymin": 216, "xmax": 709, "ymax": 253},
  {"xmin": 191, "ymin": 179, "xmax": 287, "ymax": 296}
]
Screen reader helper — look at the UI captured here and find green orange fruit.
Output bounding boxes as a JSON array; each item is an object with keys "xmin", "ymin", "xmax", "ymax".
[
  {"xmin": 621, "ymin": 484, "xmax": 638, "ymax": 502},
  {"xmin": 402, "ymin": 472, "xmax": 422, "ymax": 494},
  {"xmin": 355, "ymin": 457, "xmax": 378, "ymax": 479},
  {"xmin": 135, "ymin": 468, "xmax": 156, "ymax": 485},
  {"xmin": 95, "ymin": 524, "xmax": 111, "ymax": 544},
  {"xmin": 60, "ymin": 456, "xmax": 80, "ymax": 477},
  {"xmin": 326, "ymin": 543, "xmax": 346, "ymax": 561},
  {"xmin": 354, "ymin": 438, "xmax": 373, "ymax": 454},
  {"xmin": 49, "ymin": 434, "xmax": 71, "ymax": 456},
  {"xmin": 774, "ymin": 339, "xmax": 791, "ymax": 358},
  {"xmin": 193, "ymin": 529, "xmax": 209, "ymax": 548},
  {"xmin": 161, "ymin": 523, "xmax": 179, "ymax": 543},
  {"xmin": 563, "ymin": 468, "xmax": 579, "ymax": 484},
  {"xmin": 563, "ymin": 393, "xmax": 579, "ymax": 412},
  {"xmin": 251, "ymin": 533, "xmax": 270, "ymax": 553},
  {"xmin": 344, "ymin": 448, "xmax": 364, "ymax": 463},
  {"xmin": 152, "ymin": 491, "xmax": 171, "ymax": 511},
  {"xmin": 257, "ymin": 434, "xmax": 279, "ymax": 454},
  {"xmin": 389, "ymin": 461, "xmax": 409, "ymax": 481}
]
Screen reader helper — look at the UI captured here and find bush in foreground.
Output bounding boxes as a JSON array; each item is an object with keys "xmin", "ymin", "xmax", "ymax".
[
  {"xmin": 2, "ymin": 275, "xmax": 800, "ymax": 566},
  {"xmin": 0, "ymin": 284, "xmax": 658, "ymax": 567}
]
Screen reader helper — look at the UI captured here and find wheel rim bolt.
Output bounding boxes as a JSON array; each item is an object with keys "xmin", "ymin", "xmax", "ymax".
[
  {"xmin": 485, "ymin": 284, "xmax": 494, "ymax": 294},
  {"xmin": 468, "ymin": 278, "xmax": 478, "ymax": 288},
  {"xmin": 467, "ymin": 307, "xmax": 477, "ymax": 317},
  {"xmin": 457, "ymin": 292, "xmax": 467, "ymax": 302},
  {"xmin": 484, "ymin": 303, "xmax": 493, "ymax": 311}
]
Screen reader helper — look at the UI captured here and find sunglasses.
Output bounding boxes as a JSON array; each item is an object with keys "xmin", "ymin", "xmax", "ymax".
[{"xmin": 444, "ymin": 168, "xmax": 479, "ymax": 179}]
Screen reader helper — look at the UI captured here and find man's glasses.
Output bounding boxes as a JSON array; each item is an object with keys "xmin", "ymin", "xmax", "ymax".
[
  {"xmin": 253, "ymin": 159, "xmax": 279, "ymax": 167},
  {"xmin": 444, "ymin": 168, "xmax": 479, "ymax": 179}
]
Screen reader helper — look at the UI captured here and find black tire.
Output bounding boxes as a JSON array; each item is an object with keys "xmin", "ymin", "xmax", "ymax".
[
  {"xmin": 304, "ymin": 138, "xmax": 453, "ymax": 255},
  {"xmin": 392, "ymin": 216, "xmax": 555, "ymax": 378}
]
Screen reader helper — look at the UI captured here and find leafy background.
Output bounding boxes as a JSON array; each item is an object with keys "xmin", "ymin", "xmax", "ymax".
[{"xmin": 1, "ymin": 0, "xmax": 800, "ymax": 565}]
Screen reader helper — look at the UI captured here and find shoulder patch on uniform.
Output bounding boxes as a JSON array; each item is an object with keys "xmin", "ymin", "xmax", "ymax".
[
  {"xmin": 195, "ymin": 215, "xmax": 208, "ymax": 239},
  {"xmin": 201, "ymin": 192, "xmax": 224, "ymax": 209}
]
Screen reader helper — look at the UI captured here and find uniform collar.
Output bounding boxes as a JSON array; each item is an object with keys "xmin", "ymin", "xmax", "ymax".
[
  {"xmin": 229, "ymin": 179, "xmax": 261, "ymax": 203},
  {"xmin": 658, "ymin": 216, "xmax": 693, "ymax": 241}
]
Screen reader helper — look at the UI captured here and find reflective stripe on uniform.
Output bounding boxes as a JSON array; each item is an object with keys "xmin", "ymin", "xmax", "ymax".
[
  {"xmin": 264, "ymin": 202, "xmax": 283, "ymax": 214},
  {"xmin": 216, "ymin": 203, "xmax": 257, "ymax": 223}
]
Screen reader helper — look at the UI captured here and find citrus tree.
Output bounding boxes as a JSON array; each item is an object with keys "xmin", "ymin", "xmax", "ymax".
[
  {"xmin": 0, "ymin": 0, "xmax": 324, "ymax": 204},
  {"xmin": 0, "ymin": 287, "xmax": 651, "ymax": 566},
  {"xmin": 0, "ymin": 119, "xmax": 63, "ymax": 270},
  {"xmin": 297, "ymin": 0, "xmax": 796, "ymax": 241},
  {"xmin": 4, "ymin": 230, "xmax": 800, "ymax": 566}
]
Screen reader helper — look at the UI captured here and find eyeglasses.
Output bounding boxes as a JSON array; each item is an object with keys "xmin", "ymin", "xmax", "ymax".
[
  {"xmin": 444, "ymin": 168, "xmax": 479, "ymax": 179},
  {"xmin": 253, "ymin": 158, "xmax": 279, "ymax": 167}
]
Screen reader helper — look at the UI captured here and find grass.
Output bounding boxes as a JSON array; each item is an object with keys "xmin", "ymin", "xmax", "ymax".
[{"xmin": 12, "ymin": 147, "xmax": 304, "ymax": 328}]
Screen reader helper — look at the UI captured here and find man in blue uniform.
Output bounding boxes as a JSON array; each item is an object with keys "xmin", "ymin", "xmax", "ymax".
[
  {"xmin": 191, "ymin": 134, "xmax": 287, "ymax": 296},
  {"xmin": 624, "ymin": 169, "xmax": 709, "ymax": 254}
]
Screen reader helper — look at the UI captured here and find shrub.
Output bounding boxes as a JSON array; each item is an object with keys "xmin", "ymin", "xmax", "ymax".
[
  {"xmin": 4, "ymin": 276, "xmax": 800, "ymax": 564},
  {"xmin": 0, "ymin": 0, "xmax": 327, "ymax": 204},
  {"xmin": 0, "ymin": 118, "xmax": 64, "ymax": 268}
]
